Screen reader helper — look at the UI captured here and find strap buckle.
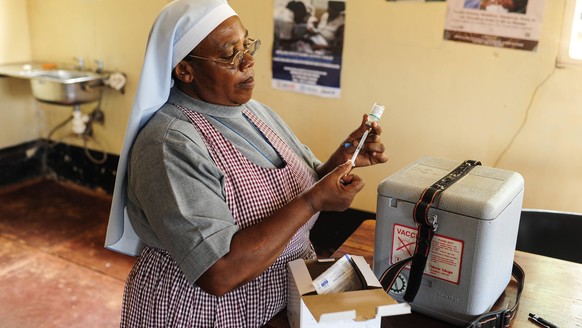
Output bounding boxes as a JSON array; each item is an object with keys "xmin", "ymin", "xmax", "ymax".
[
  {"xmin": 470, "ymin": 309, "xmax": 512, "ymax": 328},
  {"xmin": 427, "ymin": 214, "xmax": 438, "ymax": 231}
]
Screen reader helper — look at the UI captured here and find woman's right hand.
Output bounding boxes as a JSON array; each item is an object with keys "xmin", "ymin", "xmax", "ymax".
[{"xmin": 304, "ymin": 160, "xmax": 365, "ymax": 213}]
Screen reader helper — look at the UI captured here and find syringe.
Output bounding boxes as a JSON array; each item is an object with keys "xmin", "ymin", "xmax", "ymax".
[{"xmin": 350, "ymin": 103, "xmax": 385, "ymax": 167}]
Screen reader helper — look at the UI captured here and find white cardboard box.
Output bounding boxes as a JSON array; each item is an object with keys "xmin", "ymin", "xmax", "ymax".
[{"xmin": 287, "ymin": 255, "xmax": 411, "ymax": 328}]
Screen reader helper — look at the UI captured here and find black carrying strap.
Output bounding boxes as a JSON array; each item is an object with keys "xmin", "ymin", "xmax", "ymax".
[
  {"xmin": 378, "ymin": 159, "xmax": 526, "ymax": 328},
  {"xmin": 408, "ymin": 159, "xmax": 481, "ymax": 301},
  {"xmin": 380, "ymin": 261, "xmax": 525, "ymax": 328},
  {"xmin": 464, "ymin": 262, "xmax": 525, "ymax": 328}
]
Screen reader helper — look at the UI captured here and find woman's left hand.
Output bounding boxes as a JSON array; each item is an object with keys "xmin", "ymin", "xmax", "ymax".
[
  {"xmin": 316, "ymin": 114, "xmax": 389, "ymax": 179},
  {"xmin": 342, "ymin": 114, "xmax": 389, "ymax": 167}
]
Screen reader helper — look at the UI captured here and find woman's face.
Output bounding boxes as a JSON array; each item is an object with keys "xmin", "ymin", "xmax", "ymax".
[{"xmin": 176, "ymin": 16, "xmax": 255, "ymax": 106}]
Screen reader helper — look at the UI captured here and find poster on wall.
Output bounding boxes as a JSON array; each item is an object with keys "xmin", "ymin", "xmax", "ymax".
[
  {"xmin": 444, "ymin": 0, "xmax": 545, "ymax": 51},
  {"xmin": 272, "ymin": 0, "xmax": 345, "ymax": 98}
]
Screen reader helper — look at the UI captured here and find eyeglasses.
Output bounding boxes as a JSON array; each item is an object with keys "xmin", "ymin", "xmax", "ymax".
[{"xmin": 187, "ymin": 38, "xmax": 261, "ymax": 69}]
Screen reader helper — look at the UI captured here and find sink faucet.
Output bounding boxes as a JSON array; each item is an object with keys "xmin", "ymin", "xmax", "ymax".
[
  {"xmin": 95, "ymin": 59, "xmax": 104, "ymax": 73},
  {"xmin": 74, "ymin": 57, "xmax": 85, "ymax": 71}
]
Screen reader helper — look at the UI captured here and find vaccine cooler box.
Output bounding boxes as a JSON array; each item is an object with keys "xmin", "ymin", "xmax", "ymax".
[{"xmin": 373, "ymin": 157, "xmax": 524, "ymax": 325}]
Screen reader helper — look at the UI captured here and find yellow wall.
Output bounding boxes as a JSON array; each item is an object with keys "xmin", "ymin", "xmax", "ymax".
[
  {"xmin": 233, "ymin": 0, "xmax": 582, "ymax": 214},
  {"xmin": 24, "ymin": 0, "xmax": 170, "ymax": 154},
  {"xmin": 0, "ymin": 0, "xmax": 581, "ymax": 214},
  {"xmin": 0, "ymin": 0, "xmax": 36, "ymax": 148}
]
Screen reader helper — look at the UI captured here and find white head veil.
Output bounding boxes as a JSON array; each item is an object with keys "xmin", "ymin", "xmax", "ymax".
[{"xmin": 105, "ymin": 0, "xmax": 237, "ymax": 255}]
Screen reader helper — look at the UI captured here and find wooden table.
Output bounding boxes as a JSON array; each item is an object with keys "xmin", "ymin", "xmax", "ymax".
[{"xmin": 266, "ymin": 220, "xmax": 582, "ymax": 327}]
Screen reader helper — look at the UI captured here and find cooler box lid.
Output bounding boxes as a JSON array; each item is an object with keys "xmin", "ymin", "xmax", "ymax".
[{"xmin": 377, "ymin": 157, "xmax": 524, "ymax": 221}]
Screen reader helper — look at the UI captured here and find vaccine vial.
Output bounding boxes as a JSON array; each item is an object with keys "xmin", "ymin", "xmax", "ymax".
[
  {"xmin": 365, "ymin": 103, "xmax": 385, "ymax": 127},
  {"xmin": 350, "ymin": 102, "xmax": 385, "ymax": 166}
]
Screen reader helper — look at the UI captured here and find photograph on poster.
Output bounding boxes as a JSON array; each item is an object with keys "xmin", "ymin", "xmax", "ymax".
[
  {"xmin": 463, "ymin": 0, "xmax": 528, "ymax": 13},
  {"xmin": 445, "ymin": 0, "xmax": 544, "ymax": 51},
  {"xmin": 272, "ymin": 0, "xmax": 345, "ymax": 98}
]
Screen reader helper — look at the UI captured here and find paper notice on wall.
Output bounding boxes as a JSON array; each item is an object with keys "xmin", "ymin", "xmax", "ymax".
[
  {"xmin": 444, "ymin": 0, "xmax": 546, "ymax": 51},
  {"xmin": 272, "ymin": 0, "xmax": 345, "ymax": 98},
  {"xmin": 391, "ymin": 224, "xmax": 464, "ymax": 284}
]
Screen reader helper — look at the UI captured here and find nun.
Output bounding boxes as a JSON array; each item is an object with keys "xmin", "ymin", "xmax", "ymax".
[{"xmin": 105, "ymin": 0, "xmax": 387, "ymax": 326}]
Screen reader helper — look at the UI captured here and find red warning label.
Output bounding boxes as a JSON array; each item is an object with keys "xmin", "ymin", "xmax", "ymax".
[{"xmin": 391, "ymin": 224, "xmax": 464, "ymax": 284}]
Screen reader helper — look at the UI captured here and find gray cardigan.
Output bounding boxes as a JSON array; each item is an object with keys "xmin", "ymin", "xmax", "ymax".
[{"xmin": 126, "ymin": 87, "xmax": 321, "ymax": 284}]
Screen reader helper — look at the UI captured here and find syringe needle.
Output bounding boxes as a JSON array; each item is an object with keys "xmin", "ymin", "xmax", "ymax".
[{"xmin": 350, "ymin": 127, "xmax": 372, "ymax": 166}]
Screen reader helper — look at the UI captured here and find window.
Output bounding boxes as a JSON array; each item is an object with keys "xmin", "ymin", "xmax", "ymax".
[{"xmin": 559, "ymin": 0, "xmax": 582, "ymax": 65}]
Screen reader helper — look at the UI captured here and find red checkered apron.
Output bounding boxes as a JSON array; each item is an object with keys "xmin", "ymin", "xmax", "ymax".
[{"xmin": 121, "ymin": 105, "xmax": 318, "ymax": 327}]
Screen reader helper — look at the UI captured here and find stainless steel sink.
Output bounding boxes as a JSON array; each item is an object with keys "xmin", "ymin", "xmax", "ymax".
[
  {"xmin": 29, "ymin": 69, "xmax": 107, "ymax": 105},
  {"xmin": 0, "ymin": 63, "xmax": 109, "ymax": 105},
  {"xmin": 29, "ymin": 69, "xmax": 103, "ymax": 83}
]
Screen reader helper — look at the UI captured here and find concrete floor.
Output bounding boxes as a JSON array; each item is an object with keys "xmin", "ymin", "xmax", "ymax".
[{"xmin": 0, "ymin": 179, "xmax": 135, "ymax": 328}]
